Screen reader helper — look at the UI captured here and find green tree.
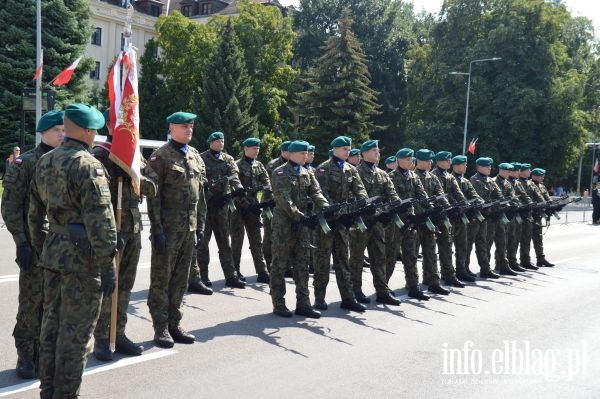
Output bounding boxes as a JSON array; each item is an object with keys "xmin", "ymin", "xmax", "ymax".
[
  {"xmin": 198, "ymin": 19, "xmax": 256, "ymax": 156},
  {"xmin": 295, "ymin": 8, "xmax": 381, "ymax": 160},
  {"xmin": 0, "ymin": 0, "xmax": 93, "ymax": 158},
  {"xmin": 138, "ymin": 38, "xmax": 169, "ymax": 141}
]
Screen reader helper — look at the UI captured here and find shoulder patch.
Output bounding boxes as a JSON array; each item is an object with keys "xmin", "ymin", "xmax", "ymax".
[
  {"xmin": 150, "ymin": 155, "xmax": 157, "ymax": 162},
  {"xmin": 277, "ymin": 170, "xmax": 284, "ymax": 175},
  {"xmin": 319, "ymin": 168, "xmax": 326, "ymax": 173},
  {"xmin": 95, "ymin": 168, "xmax": 105, "ymax": 177},
  {"xmin": 14, "ymin": 157, "xmax": 23, "ymax": 165}
]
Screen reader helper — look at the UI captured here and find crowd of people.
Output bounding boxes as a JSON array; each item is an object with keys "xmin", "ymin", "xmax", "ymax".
[{"xmin": 2, "ymin": 106, "xmax": 560, "ymax": 398}]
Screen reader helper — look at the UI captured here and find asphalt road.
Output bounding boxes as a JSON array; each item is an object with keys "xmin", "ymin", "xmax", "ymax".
[{"xmin": 0, "ymin": 220, "xmax": 598, "ymax": 399}]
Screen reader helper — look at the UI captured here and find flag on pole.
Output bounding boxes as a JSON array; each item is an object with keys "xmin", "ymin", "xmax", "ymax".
[
  {"xmin": 51, "ymin": 56, "xmax": 82, "ymax": 86},
  {"xmin": 467, "ymin": 138, "xmax": 478, "ymax": 155},
  {"xmin": 108, "ymin": 45, "xmax": 141, "ymax": 195},
  {"xmin": 32, "ymin": 63, "xmax": 43, "ymax": 81},
  {"xmin": 594, "ymin": 158, "xmax": 599, "ymax": 174}
]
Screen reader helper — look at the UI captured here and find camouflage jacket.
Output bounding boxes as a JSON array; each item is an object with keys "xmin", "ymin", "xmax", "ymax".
[
  {"xmin": 431, "ymin": 167, "xmax": 466, "ymax": 204},
  {"xmin": 2, "ymin": 144, "xmax": 48, "ymax": 246},
  {"xmin": 147, "ymin": 141, "xmax": 206, "ymax": 234},
  {"xmin": 532, "ymin": 181, "xmax": 552, "ymax": 202},
  {"xmin": 235, "ymin": 156, "xmax": 272, "ymax": 209},
  {"xmin": 266, "ymin": 156, "xmax": 286, "ymax": 176},
  {"xmin": 416, "ymin": 168, "xmax": 451, "ymax": 211},
  {"xmin": 521, "ymin": 178, "xmax": 545, "ymax": 203},
  {"xmin": 452, "ymin": 172, "xmax": 484, "ymax": 204},
  {"xmin": 315, "ymin": 158, "xmax": 368, "ymax": 204},
  {"xmin": 470, "ymin": 172, "xmax": 503, "ymax": 202},
  {"xmin": 92, "ymin": 145, "xmax": 158, "ymax": 233},
  {"xmin": 271, "ymin": 162, "xmax": 328, "ymax": 222},
  {"xmin": 512, "ymin": 178, "xmax": 532, "ymax": 205},
  {"xmin": 494, "ymin": 175, "xmax": 517, "ymax": 199},
  {"xmin": 28, "ymin": 138, "xmax": 117, "ymax": 274},
  {"xmin": 389, "ymin": 168, "xmax": 429, "ymax": 215},
  {"xmin": 201, "ymin": 150, "xmax": 243, "ymax": 203},
  {"xmin": 355, "ymin": 162, "xmax": 399, "ymax": 201}
]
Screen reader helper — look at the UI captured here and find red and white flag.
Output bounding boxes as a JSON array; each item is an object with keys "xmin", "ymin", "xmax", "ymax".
[
  {"xmin": 32, "ymin": 63, "xmax": 43, "ymax": 81},
  {"xmin": 467, "ymin": 138, "xmax": 478, "ymax": 155},
  {"xmin": 594, "ymin": 158, "xmax": 599, "ymax": 174},
  {"xmin": 108, "ymin": 45, "xmax": 141, "ymax": 195},
  {"xmin": 51, "ymin": 56, "xmax": 82, "ymax": 86}
]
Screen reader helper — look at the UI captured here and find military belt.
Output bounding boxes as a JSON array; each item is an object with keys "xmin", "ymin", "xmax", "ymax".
[{"xmin": 48, "ymin": 224, "xmax": 70, "ymax": 236}]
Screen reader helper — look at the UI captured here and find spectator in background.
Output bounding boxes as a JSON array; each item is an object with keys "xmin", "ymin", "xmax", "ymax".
[
  {"xmin": 592, "ymin": 182, "xmax": 600, "ymax": 225},
  {"xmin": 5, "ymin": 146, "xmax": 20, "ymax": 174}
]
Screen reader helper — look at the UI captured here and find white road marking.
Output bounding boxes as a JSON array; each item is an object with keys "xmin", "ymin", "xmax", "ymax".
[{"xmin": 0, "ymin": 349, "xmax": 177, "ymax": 397}]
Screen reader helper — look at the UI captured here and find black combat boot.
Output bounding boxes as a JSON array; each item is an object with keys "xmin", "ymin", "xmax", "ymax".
[
  {"xmin": 295, "ymin": 306, "xmax": 321, "ymax": 318},
  {"xmin": 408, "ymin": 287, "xmax": 430, "ymax": 301},
  {"xmin": 429, "ymin": 284, "xmax": 450, "ymax": 295},
  {"xmin": 93, "ymin": 338, "xmax": 114, "ymax": 361},
  {"xmin": 154, "ymin": 328, "xmax": 174, "ymax": 348},
  {"xmin": 375, "ymin": 292, "xmax": 401, "ymax": 306},
  {"xmin": 115, "ymin": 335, "xmax": 143, "ymax": 356},
  {"xmin": 168, "ymin": 325, "xmax": 195, "ymax": 344},
  {"xmin": 188, "ymin": 280, "xmax": 213, "ymax": 295},
  {"xmin": 256, "ymin": 272, "xmax": 270, "ymax": 284},
  {"xmin": 354, "ymin": 291, "xmax": 371, "ymax": 304},
  {"xmin": 15, "ymin": 352, "xmax": 36, "ymax": 379},
  {"xmin": 225, "ymin": 277, "xmax": 246, "ymax": 289},
  {"xmin": 340, "ymin": 299, "xmax": 367, "ymax": 313},
  {"xmin": 273, "ymin": 305, "xmax": 293, "ymax": 318}
]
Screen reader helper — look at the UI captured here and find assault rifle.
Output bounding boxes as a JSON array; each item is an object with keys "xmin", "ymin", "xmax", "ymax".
[{"xmin": 300, "ymin": 196, "xmax": 381, "ymax": 233}]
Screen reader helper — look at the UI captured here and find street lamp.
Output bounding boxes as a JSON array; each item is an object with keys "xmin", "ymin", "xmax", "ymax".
[{"xmin": 450, "ymin": 57, "xmax": 501, "ymax": 155}]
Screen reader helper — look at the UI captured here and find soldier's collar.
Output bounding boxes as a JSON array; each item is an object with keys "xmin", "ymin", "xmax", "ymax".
[
  {"xmin": 243, "ymin": 156, "xmax": 255, "ymax": 165},
  {"xmin": 40, "ymin": 142, "xmax": 55, "ymax": 154},
  {"xmin": 63, "ymin": 137, "xmax": 90, "ymax": 151}
]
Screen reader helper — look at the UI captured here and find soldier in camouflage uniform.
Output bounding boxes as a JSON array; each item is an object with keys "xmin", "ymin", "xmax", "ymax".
[
  {"xmin": 1, "ymin": 111, "xmax": 64, "ymax": 379},
  {"xmin": 270, "ymin": 140, "xmax": 328, "ymax": 318},
  {"xmin": 413, "ymin": 149, "xmax": 451, "ymax": 295},
  {"xmin": 517, "ymin": 163, "xmax": 542, "ymax": 270},
  {"xmin": 450, "ymin": 156, "xmax": 484, "ymax": 282},
  {"xmin": 387, "ymin": 148, "xmax": 431, "ymax": 300},
  {"xmin": 305, "ymin": 145, "xmax": 317, "ymax": 274},
  {"xmin": 530, "ymin": 168, "xmax": 555, "ymax": 267},
  {"xmin": 146, "ymin": 112, "xmax": 207, "ymax": 348},
  {"xmin": 313, "ymin": 136, "xmax": 369, "ymax": 313},
  {"xmin": 229, "ymin": 137, "xmax": 271, "ymax": 284},
  {"xmin": 468, "ymin": 157, "xmax": 502, "ymax": 279},
  {"xmin": 348, "ymin": 140, "xmax": 400, "ymax": 306},
  {"xmin": 188, "ymin": 131, "xmax": 245, "ymax": 289},
  {"xmin": 347, "ymin": 148, "xmax": 361, "ymax": 166},
  {"xmin": 92, "ymin": 110, "xmax": 158, "ymax": 361},
  {"xmin": 506, "ymin": 164, "xmax": 528, "ymax": 272},
  {"xmin": 430, "ymin": 151, "xmax": 468, "ymax": 287},
  {"xmin": 490, "ymin": 163, "xmax": 520, "ymax": 275},
  {"xmin": 263, "ymin": 141, "xmax": 291, "ymax": 270},
  {"xmin": 28, "ymin": 104, "xmax": 117, "ymax": 399}
]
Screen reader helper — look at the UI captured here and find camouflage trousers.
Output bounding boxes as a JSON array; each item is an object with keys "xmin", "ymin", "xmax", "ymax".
[
  {"xmin": 230, "ymin": 208, "xmax": 268, "ymax": 275},
  {"xmin": 386, "ymin": 226, "xmax": 419, "ymax": 290},
  {"xmin": 487, "ymin": 219, "xmax": 509, "ymax": 270},
  {"xmin": 436, "ymin": 223, "xmax": 457, "ymax": 281},
  {"xmin": 148, "ymin": 230, "xmax": 194, "ymax": 330},
  {"xmin": 519, "ymin": 218, "xmax": 533, "ymax": 264},
  {"xmin": 94, "ymin": 231, "xmax": 141, "ymax": 339},
  {"xmin": 313, "ymin": 224, "xmax": 355, "ymax": 302},
  {"xmin": 269, "ymin": 216, "xmax": 311, "ymax": 309},
  {"xmin": 349, "ymin": 223, "xmax": 391, "ymax": 296},
  {"xmin": 467, "ymin": 219, "xmax": 491, "ymax": 273},
  {"xmin": 506, "ymin": 219, "xmax": 521, "ymax": 267},
  {"xmin": 39, "ymin": 269, "xmax": 102, "ymax": 399},
  {"xmin": 417, "ymin": 226, "xmax": 441, "ymax": 286},
  {"xmin": 262, "ymin": 215, "xmax": 273, "ymax": 268},
  {"xmin": 13, "ymin": 253, "xmax": 43, "ymax": 361},
  {"xmin": 383, "ymin": 224, "xmax": 400, "ymax": 280},
  {"xmin": 193, "ymin": 205, "xmax": 236, "ymax": 281},
  {"xmin": 452, "ymin": 220, "xmax": 469, "ymax": 274},
  {"xmin": 532, "ymin": 217, "xmax": 546, "ymax": 261}
]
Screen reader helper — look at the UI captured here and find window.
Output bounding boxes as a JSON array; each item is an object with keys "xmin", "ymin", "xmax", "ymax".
[
  {"xmin": 149, "ymin": 4, "xmax": 161, "ymax": 17},
  {"xmin": 91, "ymin": 27, "xmax": 102, "ymax": 46},
  {"xmin": 90, "ymin": 61, "xmax": 101, "ymax": 80},
  {"xmin": 200, "ymin": 2, "xmax": 212, "ymax": 15},
  {"xmin": 181, "ymin": 5, "xmax": 192, "ymax": 17}
]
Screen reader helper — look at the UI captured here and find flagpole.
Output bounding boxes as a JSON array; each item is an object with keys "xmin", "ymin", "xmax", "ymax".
[{"xmin": 35, "ymin": 0, "xmax": 42, "ymax": 146}]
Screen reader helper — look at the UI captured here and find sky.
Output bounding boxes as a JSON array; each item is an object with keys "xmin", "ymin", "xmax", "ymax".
[{"xmin": 277, "ymin": 0, "xmax": 600, "ymax": 37}]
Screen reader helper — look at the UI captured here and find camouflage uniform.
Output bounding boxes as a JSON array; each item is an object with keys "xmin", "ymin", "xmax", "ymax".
[
  {"xmin": 430, "ymin": 167, "xmax": 466, "ymax": 281},
  {"xmin": 92, "ymin": 145, "xmax": 157, "ymax": 341},
  {"xmin": 452, "ymin": 172, "xmax": 484, "ymax": 275},
  {"xmin": 511, "ymin": 178, "xmax": 533, "ymax": 266},
  {"xmin": 1, "ymin": 144, "xmax": 51, "ymax": 370},
  {"xmin": 230, "ymin": 156, "xmax": 270, "ymax": 277},
  {"xmin": 270, "ymin": 162, "xmax": 328, "ymax": 309},
  {"xmin": 468, "ymin": 172, "xmax": 502, "ymax": 273},
  {"xmin": 189, "ymin": 150, "xmax": 243, "ymax": 283},
  {"xmin": 304, "ymin": 163, "xmax": 317, "ymax": 272},
  {"xmin": 387, "ymin": 168, "xmax": 429, "ymax": 289},
  {"xmin": 490, "ymin": 175, "xmax": 514, "ymax": 270},
  {"xmin": 313, "ymin": 158, "xmax": 368, "ymax": 303},
  {"xmin": 263, "ymin": 156, "xmax": 287, "ymax": 268},
  {"xmin": 28, "ymin": 138, "xmax": 117, "ymax": 399},
  {"xmin": 146, "ymin": 141, "xmax": 206, "ymax": 332},
  {"xmin": 349, "ymin": 161, "xmax": 398, "ymax": 296},
  {"xmin": 531, "ymin": 180, "xmax": 551, "ymax": 262},
  {"xmin": 520, "ymin": 178, "xmax": 544, "ymax": 265}
]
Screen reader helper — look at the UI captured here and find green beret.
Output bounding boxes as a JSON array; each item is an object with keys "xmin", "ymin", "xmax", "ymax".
[
  {"xmin": 396, "ymin": 148, "xmax": 414, "ymax": 159},
  {"xmin": 498, "ymin": 162, "xmax": 514, "ymax": 171},
  {"xmin": 385, "ymin": 156, "xmax": 397, "ymax": 165},
  {"xmin": 531, "ymin": 168, "xmax": 546, "ymax": 176},
  {"xmin": 36, "ymin": 110, "xmax": 64, "ymax": 133},
  {"xmin": 349, "ymin": 148, "xmax": 361, "ymax": 157},
  {"xmin": 307, "ymin": 145, "xmax": 315, "ymax": 153},
  {"xmin": 520, "ymin": 163, "xmax": 531, "ymax": 170},
  {"xmin": 242, "ymin": 137, "xmax": 260, "ymax": 147},
  {"xmin": 415, "ymin": 149, "xmax": 435, "ymax": 161},
  {"xmin": 452, "ymin": 155, "xmax": 467, "ymax": 165},
  {"xmin": 434, "ymin": 151, "xmax": 452, "ymax": 161},
  {"xmin": 511, "ymin": 162, "xmax": 522, "ymax": 169},
  {"xmin": 328, "ymin": 149, "xmax": 333, "ymax": 157},
  {"xmin": 288, "ymin": 140, "xmax": 310, "ymax": 153},
  {"xmin": 207, "ymin": 131, "xmax": 225, "ymax": 143},
  {"xmin": 166, "ymin": 111, "xmax": 197, "ymax": 124},
  {"xmin": 65, "ymin": 104, "xmax": 104, "ymax": 130},
  {"xmin": 330, "ymin": 135, "xmax": 352, "ymax": 148},
  {"xmin": 476, "ymin": 157, "xmax": 494, "ymax": 167},
  {"xmin": 360, "ymin": 140, "xmax": 378, "ymax": 153},
  {"xmin": 280, "ymin": 141, "xmax": 291, "ymax": 152}
]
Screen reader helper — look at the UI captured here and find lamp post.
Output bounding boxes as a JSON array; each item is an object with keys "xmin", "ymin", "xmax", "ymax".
[{"xmin": 450, "ymin": 57, "xmax": 501, "ymax": 155}]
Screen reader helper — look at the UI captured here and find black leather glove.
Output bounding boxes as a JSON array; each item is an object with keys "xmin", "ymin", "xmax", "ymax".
[
  {"xmin": 16, "ymin": 243, "xmax": 34, "ymax": 272},
  {"xmin": 300, "ymin": 216, "xmax": 318, "ymax": 230},
  {"xmin": 195, "ymin": 229, "xmax": 204, "ymax": 248},
  {"xmin": 248, "ymin": 204, "xmax": 262, "ymax": 216},
  {"xmin": 338, "ymin": 214, "xmax": 355, "ymax": 228},
  {"xmin": 153, "ymin": 233, "xmax": 167, "ymax": 254},
  {"xmin": 116, "ymin": 232, "xmax": 125, "ymax": 251},
  {"xmin": 101, "ymin": 268, "xmax": 116, "ymax": 297},
  {"xmin": 377, "ymin": 212, "xmax": 393, "ymax": 225}
]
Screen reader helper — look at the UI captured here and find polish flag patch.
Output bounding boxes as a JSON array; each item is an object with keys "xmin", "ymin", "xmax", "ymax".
[{"xmin": 96, "ymin": 168, "xmax": 105, "ymax": 177}]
